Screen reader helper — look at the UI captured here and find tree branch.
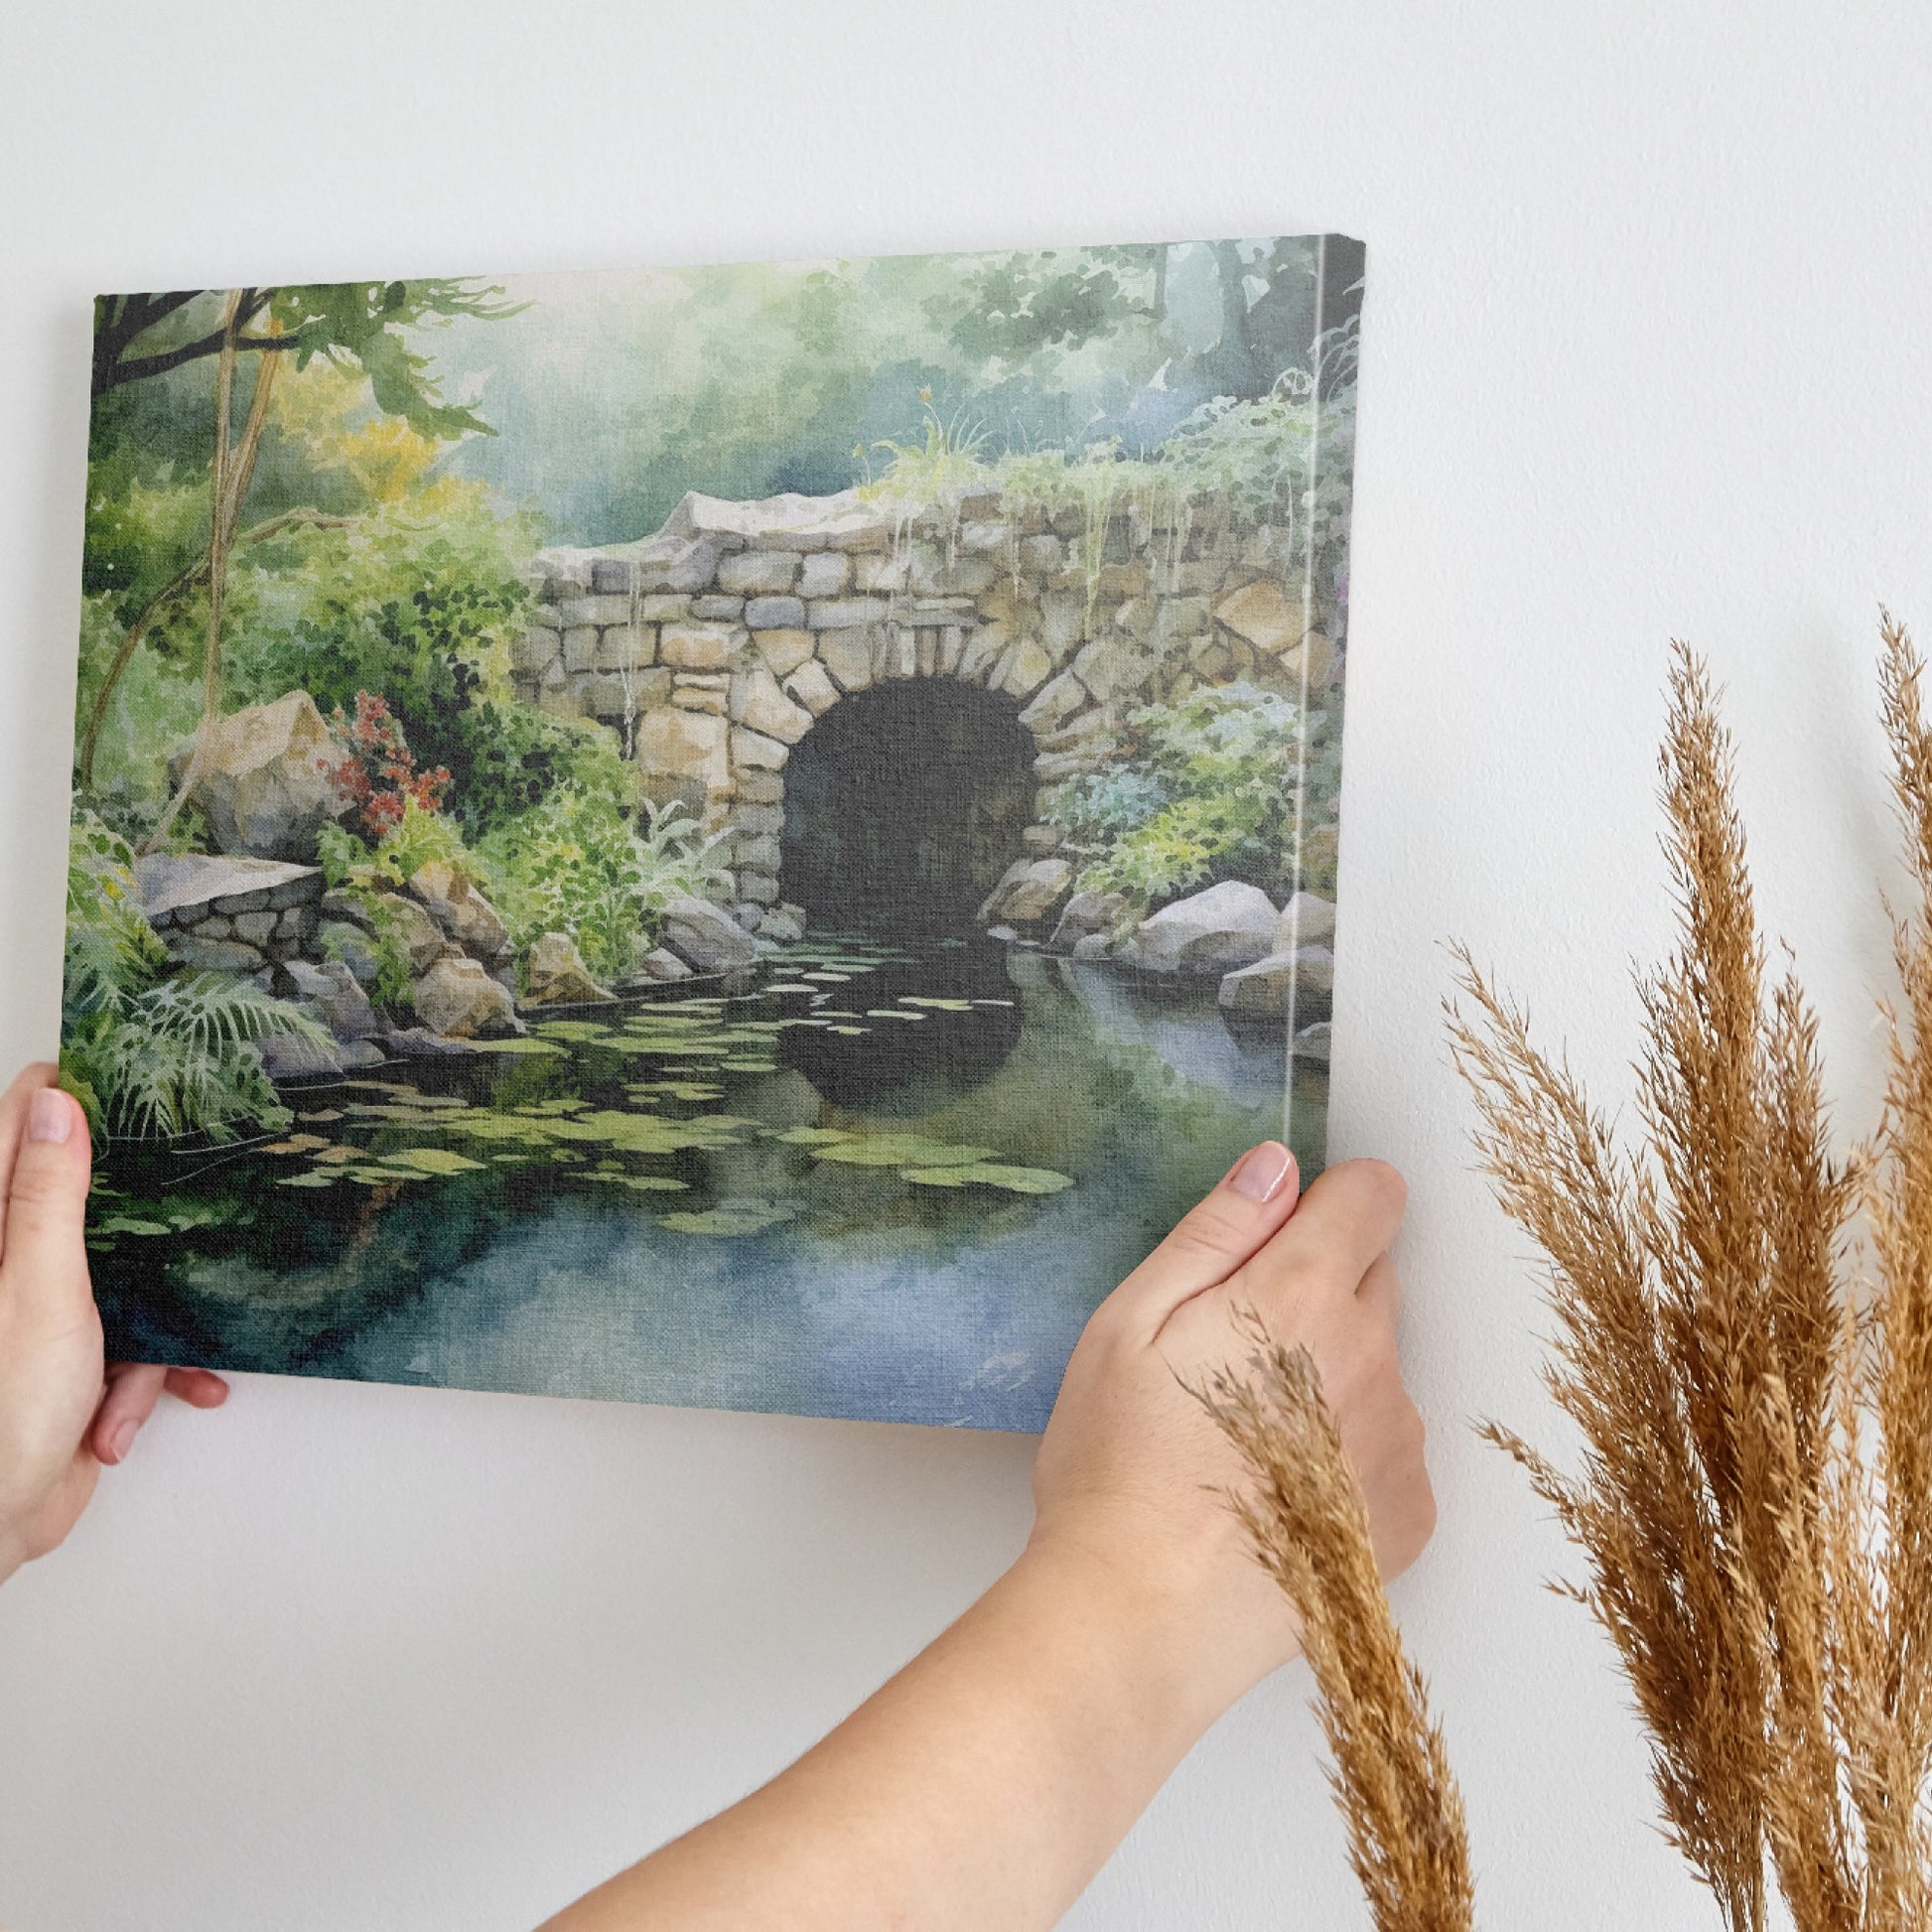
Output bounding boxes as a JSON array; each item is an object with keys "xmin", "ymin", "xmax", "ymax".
[{"xmin": 94, "ymin": 326, "xmax": 299, "ymax": 397}]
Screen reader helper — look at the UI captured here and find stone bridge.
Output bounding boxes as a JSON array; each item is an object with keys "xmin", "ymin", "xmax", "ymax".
[{"xmin": 511, "ymin": 483, "xmax": 1337, "ymax": 925}]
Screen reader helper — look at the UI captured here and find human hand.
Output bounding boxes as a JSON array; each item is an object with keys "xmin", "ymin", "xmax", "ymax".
[
  {"xmin": 0, "ymin": 1063, "xmax": 228, "ymax": 1584},
  {"xmin": 1028, "ymin": 1145, "xmax": 1434, "ymax": 1725}
]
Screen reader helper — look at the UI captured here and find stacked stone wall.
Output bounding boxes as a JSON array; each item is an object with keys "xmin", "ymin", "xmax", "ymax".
[{"xmin": 511, "ymin": 484, "xmax": 1341, "ymax": 916}]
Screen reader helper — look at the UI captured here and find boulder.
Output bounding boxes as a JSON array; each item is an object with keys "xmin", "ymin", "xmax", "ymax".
[
  {"xmin": 614, "ymin": 948, "xmax": 693, "ymax": 992},
  {"xmin": 317, "ymin": 920, "xmax": 382, "ymax": 986},
  {"xmin": 523, "ymin": 931, "xmax": 614, "ymax": 1006},
  {"xmin": 635, "ymin": 706, "xmax": 732, "ymax": 804},
  {"xmin": 377, "ymin": 1027, "xmax": 480, "ymax": 1059},
  {"xmin": 1070, "ymin": 932, "xmax": 1113, "ymax": 960},
  {"xmin": 1132, "ymin": 882, "xmax": 1280, "ymax": 975},
  {"xmin": 283, "ymin": 959, "xmax": 380, "ymax": 1042},
  {"xmin": 1295, "ymin": 1020, "xmax": 1333, "ymax": 1066},
  {"xmin": 257, "ymin": 1032, "xmax": 345, "ymax": 1081},
  {"xmin": 173, "ymin": 691, "xmax": 346, "ymax": 860},
  {"xmin": 411, "ymin": 956, "xmax": 522, "ymax": 1038},
  {"xmin": 759, "ymin": 905, "xmax": 805, "ymax": 944},
  {"xmin": 405, "ymin": 863, "xmax": 513, "ymax": 967},
  {"xmin": 658, "ymin": 896, "xmax": 759, "ymax": 972},
  {"xmin": 1217, "ymin": 944, "xmax": 1336, "ymax": 1019},
  {"xmin": 978, "ymin": 857, "xmax": 1074, "ymax": 927},
  {"xmin": 1048, "ymin": 890, "xmax": 1128, "ymax": 952},
  {"xmin": 1275, "ymin": 891, "xmax": 1337, "ymax": 951}
]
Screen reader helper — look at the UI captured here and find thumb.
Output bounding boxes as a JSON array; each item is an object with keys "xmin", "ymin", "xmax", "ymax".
[{"xmin": 1, "ymin": 1081, "xmax": 96, "ymax": 1328}]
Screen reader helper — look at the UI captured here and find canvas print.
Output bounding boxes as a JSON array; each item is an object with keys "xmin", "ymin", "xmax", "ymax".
[{"xmin": 64, "ymin": 237, "xmax": 1360, "ymax": 1430}]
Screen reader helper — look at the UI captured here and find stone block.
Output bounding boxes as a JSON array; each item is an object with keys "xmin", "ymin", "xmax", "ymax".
[
  {"xmin": 562, "ymin": 625, "xmax": 599, "ymax": 673},
  {"xmin": 754, "ymin": 628, "xmax": 817, "ymax": 678},
  {"xmin": 818, "ymin": 629, "xmax": 874, "ymax": 692},
  {"xmin": 635, "ymin": 594, "xmax": 693, "ymax": 622},
  {"xmin": 1019, "ymin": 672, "xmax": 1087, "ymax": 732},
  {"xmin": 636, "ymin": 707, "xmax": 732, "ymax": 799},
  {"xmin": 852, "ymin": 553, "xmax": 909, "ymax": 595},
  {"xmin": 666, "ymin": 534, "xmax": 727, "ymax": 595},
  {"xmin": 1039, "ymin": 593, "xmax": 1086, "ymax": 660},
  {"xmin": 172, "ymin": 937, "xmax": 266, "ymax": 973},
  {"xmin": 731, "ymin": 727, "xmax": 789, "ymax": 771},
  {"xmin": 671, "ymin": 685, "xmax": 729, "ymax": 715},
  {"xmin": 660, "ymin": 621, "xmax": 745, "ymax": 670},
  {"xmin": 590, "ymin": 557, "xmax": 635, "ymax": 594},
  {"xmin": 594, "ymin": 625, "xmax": 654, "ymax": 672},
  {"xmin": 736, "ymin": 832, "xmax": 783, "ymax": 874},
  {"xmin": 1018, "ymin": 534, "xmax": 1061, "ymax": 573},
  {"xmin": 783, "ymin": 659, "xmax": 839, "ymax": 716},
  {"xmin": 736, "ymin": 768, "xmax": 784, "ymax": 805},
  {"xmin": 718, "ymin": 550, "xmax": 801, "ymax": 596},
  {"xmin": 511, "ymin": 625, "xmax": 562, "ymax": 675},
  {"xmin": 807, "ymin": 596, "xmax": 891, "ymax": 629},
  {"xmin": 691, "ymin": 594, "xmax": 745, "ymax": 621},
  {"xmin": 995, "ymin": 638, "xmax": 1053, "ymax": 699},
  {"xmin": 737, "ymin": 872, "xmax": 780, "ymax": 905},
  {"xmin": 581, "ymin": 675, "xmax": 634, "ymax": 719},
  {"xmin": 231, "ymin": 909, "xmax": 277, "ymax": 945},
  {"xmin": 795, "ymin": 552, "xmax": 849, "ymax": 599},
  {"xmin": 957, "ymin": 519, "xmax": 1011, "ymax": 554},
  {"xmin": 745, "ymin": 595, "xmax": 807, "ymax": 630},
  {"xmin": 1071, "ymin": 634, "xmax": 1154, "ymax": 702},
  {"xmin": 558, "ymin": 594, "xmax": 636, "ymax": 629},
  {"xmin": 731, "ymin": 665, "xmax": 813, "ymax": 744},
  {"xmin": 732, "ymin": 802, "xmax": 785, "ymax": 837}
]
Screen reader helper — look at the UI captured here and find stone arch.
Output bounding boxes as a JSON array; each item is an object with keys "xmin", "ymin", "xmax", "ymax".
[{"xmin": 774, "ymin": 676, "xmax": 1038, "ymax": 930}]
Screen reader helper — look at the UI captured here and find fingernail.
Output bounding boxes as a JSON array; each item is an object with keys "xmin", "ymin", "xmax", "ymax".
[
  {"xmin": 1229, "ymin": 1142, "xmax": 1294, "ymax": 1203},
  {"xmin": 27, "ymin": 1089, "xmax": 72, "ymax": 1145},
  {"xmin": 107, "ymin": 1418, "xmax": 138, "ymax": 1463}
]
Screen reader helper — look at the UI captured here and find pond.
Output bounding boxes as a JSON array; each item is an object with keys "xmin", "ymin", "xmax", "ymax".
[{"xmin": 92, "ymin": 934, "xmax": 1323, "ymax": 1432}]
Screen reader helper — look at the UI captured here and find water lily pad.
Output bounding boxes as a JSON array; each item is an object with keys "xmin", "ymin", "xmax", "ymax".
[
  {"xmin": 275, "ymin": 1172, "xmax": 339, "ymax": 1189},
  {"xmin": 828, "ymin": 1026, "xmax": 870, "ymax": 1037},
  {"xmin": 657, "ymin": 1200, "xmax": 798, "ymax": 1237},
  {"xmin": 772, "ymin": 1127, "xmax": 851, "ymax": 1146},
  {"xmin": 902, "ymin": 1163, "xmax": 1075, "ymax": 1194},
  {"xmin": 900, "ymin": 997, "xmax": 975, "ymax": 1012},
  {"xmin": 589, "ymin": 1173, "xmax": 690, "ymax": 1193},
  {"xmin": 815, "ymin": 1137, "xmax": 1000, "ymax": 1169},
  {"xmin": 297, "ymin": 1108, "xmax": 345, "ymax": 1122},
  {"xmin": 388, "ymin": 1147, "xmax": 487, "ymax": 1175},
  {"xmin": 313, "ymin": 1146, "xmax": 361, "ymax": 1165},
  {"xmin": 721, "ymin": 1059, "xmax": 780, "ymax": 1072},
  {"xmin": 535, "ymin": 1020, "xmax": 618, "ymax": 1041},
  {"xmin": 865, "ymin": 1010, "xmax": 925, "ymax": 1021},
  {"xmin": 261, "ymin": 1133, "xmax": 332, "ymax": 1156},
  {"xmin": 96, "ymin": 1214, "xmax": 172, "ymax": 1235},
  {"xmin": 470, "ymin": 1036, "xmax": 566, "ymax": 1056}
]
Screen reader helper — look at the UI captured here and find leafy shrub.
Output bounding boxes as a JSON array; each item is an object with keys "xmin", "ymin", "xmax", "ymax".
[
  {"xmin": 1048, "ymin": 683, "xmax": 1339, "ymax": 913},
  {"xmin": 224, "ymin": 491, "xmax": 549, "ymax": 836},
  {"xmin": 479, "ymin": 784, "xmax": 731, "ymax": 983},
  {"xmin": 318, "ymin": 888, "xmax": 417, "ymax": 1010},
  {"xmin": 61, "ymin": 813, "xmax": 330, "ymax": 1143}
]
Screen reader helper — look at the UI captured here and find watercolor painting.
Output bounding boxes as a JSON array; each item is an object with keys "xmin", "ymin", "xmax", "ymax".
[{"xmin": 63, "ymin": 237, "xmax": 1360, "ymax": 1430}]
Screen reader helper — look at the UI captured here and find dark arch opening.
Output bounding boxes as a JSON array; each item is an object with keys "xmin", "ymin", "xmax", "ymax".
[{"xmin": 779, "ymin": 681, "xmax": 1035, "ymax": 932}]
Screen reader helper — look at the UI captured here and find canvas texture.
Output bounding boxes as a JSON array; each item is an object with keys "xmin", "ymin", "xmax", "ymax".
[{"xmin": 64, "ymin": 238, "xmax": 1360, "ymax": 1430}]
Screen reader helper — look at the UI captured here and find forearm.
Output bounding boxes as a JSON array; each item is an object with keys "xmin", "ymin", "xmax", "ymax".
[{"xmin": 542, "ymin": 1543, "xmax": 1237, "ymax": 1931}]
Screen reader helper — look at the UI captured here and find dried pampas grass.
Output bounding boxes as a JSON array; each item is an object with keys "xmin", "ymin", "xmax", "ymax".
[
  {"xmin": 1210, "ymin": 618, "xmax": 1932, "ymax": 1931},
  {"xmin": 1447, "ymin": 618, "xmax": 1932, "ymax": 1929},
  {"xmin": 1200, "ymin": 1314, "xmax": 1475, "ymax": 1932}
]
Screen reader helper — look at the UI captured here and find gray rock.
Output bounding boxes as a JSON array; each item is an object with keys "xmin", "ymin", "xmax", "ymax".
[
  {"xmin": 284, "ymin": 959, "xmax": 380, "ymax": 1041},
  {"xmin": 1132, "ymin": 882, "xmax": 1280, "ymax": 975},
  {"xmin": 659, "ymin": 896, "xmax": 759, "ymax": 972},
  {"xmin": 137, "ymin": 855, "xmax": 324, "ymax": 928},
  {"xmin": 231, "ymin": 908, "xmax": 278, "ymax": 945},
  {"xmin": 1071, "ymin": 932, "xmax": 1113, "ymax": 960},
  {"xmin": 256, "ymin": 1033, "xmax": 345, "ymax": 1081},
  {"xmin": 1294, "ymin": 1020, "xmax": 1333, "ymax": 1066},
  {"xmin": 411, "ymin": 956, "xmax": 523, "ymax": 1038},
  {"xmin": 1275, "ymin": 891, "xmax": 1337, "ymax": 951},
  {"xmin": 977, "ymin": 857, "xmax": 1074, "ymax": 927},
  {"xmin": 614, "ymin": 948, "xmax": 693, "ymax": 991},
  {"xmin": 759, "ymin": 906, "xmax": 804, "ymax": 944},
  {"xmin": 1049, "ymin": 890, "xmax": 1128, "ymax": 952},
  {"xmin": 523, "ymin": 932, "xmax": 614, "ymax": 1005},
  {"xmin": 377, "ymin": 1027, "xmax": 479, "ymax": 1059},
  {"xmin": 405, "ymin": 863, "xmax": 513, "ymax": 967},
  {"xmin": 718, "ymin": 551, "xmax": 801, "ymax": 596},
  {"xmin": 986, "ymin": 924, "xmax": 1020, "ymax": 943},
  {"xmin": 1217, "ymin": 944, "xmax": 1336, "ymax": 1019},
  {"xmin": 795, "ymin": 553, "xmax": 849, "ymax": 599},
  {"xmin": 171, "ymin": 690, "xmax": 347, "ymax": 860},
  {"xmin": 730, "ymin": 902, "xmax": 765, "ymax": 933}
]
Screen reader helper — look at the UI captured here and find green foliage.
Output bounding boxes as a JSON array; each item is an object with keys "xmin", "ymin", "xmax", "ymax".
[
  {"xmin": 1049, "ymin": 684, "xmax": 1338, "ymax": 912},
  {"xmin": 369, "ymin": 795, "xmax": 468, "ymax": 887},
  {"xmin": 223, "ymin": 492, "xmax": 546, "ymax": 835},
  {"xmin": 479, "ymin": 787, "xmax": 731, "ymax": 982},
  {"xmin": 61, "ymin": 813, "xmax": 329, "ymax": 1143}
]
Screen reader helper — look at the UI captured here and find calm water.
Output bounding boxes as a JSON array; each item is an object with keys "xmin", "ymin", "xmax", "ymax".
[{"xmin": 94, "ymin": 934, "xmax": 1319, "ymax": 1432}]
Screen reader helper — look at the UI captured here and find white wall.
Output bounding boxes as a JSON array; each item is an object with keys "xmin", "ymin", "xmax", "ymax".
[{"xmin": 2, "ymin": 2, "xmax": 1927, "ymax": 1924}]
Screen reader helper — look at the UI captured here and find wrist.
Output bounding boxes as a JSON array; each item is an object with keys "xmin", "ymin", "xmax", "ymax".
[{"xmin": 1005, "ymin": 1528, "xmax": 1286, "ymax": 1748}]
